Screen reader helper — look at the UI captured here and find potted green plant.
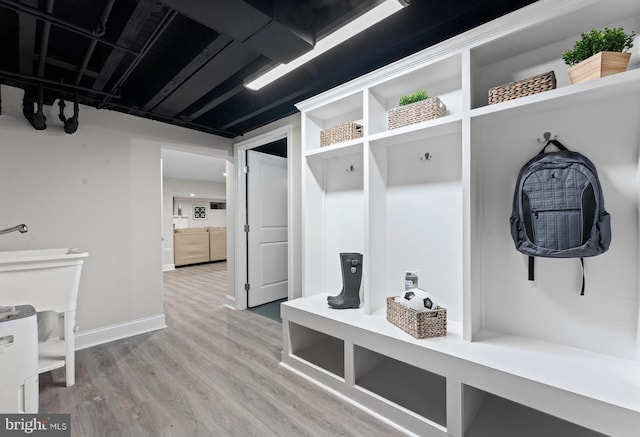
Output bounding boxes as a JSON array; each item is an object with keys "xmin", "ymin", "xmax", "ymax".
[
  {"xmin": 562, "ymin": 27, "xmax": 635, "ymax": 84},
  {"xmin": 388, "ymin": 91, "xmax": 446, "ymax": 130}
]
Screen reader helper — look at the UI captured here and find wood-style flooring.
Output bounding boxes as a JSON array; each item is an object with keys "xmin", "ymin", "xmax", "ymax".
[{"xmin": 39, "ymin": 262, "xmax": 402, "ymax": 437}]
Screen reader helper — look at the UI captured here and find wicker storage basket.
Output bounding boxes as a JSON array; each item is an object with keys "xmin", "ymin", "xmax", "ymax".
[
  {"xmin": 320, "ymin": 122, "xmax": 363, "ymax": 147},
  {"xmin": 386, "ymin": 297, "xmax": 447, "ymax": 339},
  {"xmin": 387, "ymin": 97, "xmax": 447, "ymax": 130},
  {"xmin": 488, "ymin": 71, "xmax": 556, "ymax": 104}
]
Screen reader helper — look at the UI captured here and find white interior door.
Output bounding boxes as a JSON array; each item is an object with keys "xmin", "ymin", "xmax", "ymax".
[{"xmin": 247, "ymin": 150, "xmax": 288, "ymax": 307}]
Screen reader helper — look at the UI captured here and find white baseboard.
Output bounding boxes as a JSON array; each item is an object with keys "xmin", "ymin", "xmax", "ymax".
[
  {"xmin": 75, "ymin": 313, "xmax": 167, "ymax": 350},
  {"xmin": 163, "ymin": 264, "xmax": 175, "ymax": 271},
  {"xmin": 225, "ymin": 295, "xmax": 236, "ymax": 310}
]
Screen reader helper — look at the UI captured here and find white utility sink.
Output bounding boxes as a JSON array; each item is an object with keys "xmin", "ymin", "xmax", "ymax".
[{"xmin": 0, "ymin": 248, "xmax": 88, "ymax": 386}]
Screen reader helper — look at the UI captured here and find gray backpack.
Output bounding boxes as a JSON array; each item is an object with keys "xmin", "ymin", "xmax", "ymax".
[{"xmin": 509, "ymin": 139, "xmax": 611, "ymax": 294}]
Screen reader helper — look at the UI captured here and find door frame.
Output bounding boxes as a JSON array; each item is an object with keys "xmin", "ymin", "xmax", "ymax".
[{"xmin": 232, "ymin": 124, "xmax": 293, "ymax": 310}]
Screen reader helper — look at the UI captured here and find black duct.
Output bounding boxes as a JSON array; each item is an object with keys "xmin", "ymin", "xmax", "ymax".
[
  {"xmin": 243, "ymin": 0, "xmax": 315, "ymax": 63},
  {"xmin": 158, "ymin": 0, "xmax": 314, "ymax": 63},
  {"xmin": 58, "ymin": 95, "xmax": 79, "ymax": 134}
]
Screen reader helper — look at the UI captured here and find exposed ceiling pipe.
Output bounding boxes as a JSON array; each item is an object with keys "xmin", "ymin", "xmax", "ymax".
[
  {"xmin": 0, "ymin": 69, "xmax": 120, "ymax": 98},
  {"xmin": 102, "ymin": 99, "xmax": 237, "ymax": 137},
  {"xmin": 58, "ymin": 92, "xmax": 79, "ymax": 134},
  {"xmin": 23, "ymin": 0, "xmax": 55, "ymax": 130},
  {"xmin": 23, "ymin": 84, "xmax": 46, "ymax": 130},
  {"xmin": 75, "ymin": 0, "xmax": 116, "ymax": 85},
  {"xmin": 17, "ymin": 0, "xmax": 37, "ymax": 76},
  {"xmin": 0, "ymin": 0, "xmax": 138, "ymax": 55},
  {"xmin": 36, "ymin": 0, "xmax": 55, "ymax": 78},
  {"xmin": 98, "ymin": 9, "xmax": 177, "ymax": 108}
]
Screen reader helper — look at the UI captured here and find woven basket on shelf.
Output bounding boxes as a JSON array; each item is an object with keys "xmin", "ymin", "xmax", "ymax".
[
  {"xmin": 488, "ymin": 71, "xmax": 556, "ymax": 104},
  {"xmin": 386, "ymin": 296, "xmax": 447, "ymax": 339},
  {"xmin": 320, "ymin": 122, "xmax": 363, "ymax": 147},
  {"xmin": 387, "ymin": 96, "xmax": 447, "ymax": 130}
]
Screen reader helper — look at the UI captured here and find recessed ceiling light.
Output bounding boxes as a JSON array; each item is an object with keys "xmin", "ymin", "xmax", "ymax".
[{"xmin": 245, "ymin": 0, "xmax": 408, "ymax": 91}]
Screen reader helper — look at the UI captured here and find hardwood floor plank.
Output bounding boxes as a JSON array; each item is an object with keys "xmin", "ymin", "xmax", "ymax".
[{"xmin": 39, "ymin": 262, "xmax": 403, "ymax": 436}]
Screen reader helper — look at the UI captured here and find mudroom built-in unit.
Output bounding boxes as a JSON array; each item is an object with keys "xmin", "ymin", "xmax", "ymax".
[{"xmin": 281, "ymin": 0, "xmax": 640, "ymax": 436}]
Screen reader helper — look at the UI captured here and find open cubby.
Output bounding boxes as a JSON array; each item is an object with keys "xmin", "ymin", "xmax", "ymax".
[
  {"xmin": 289, "ymin": 322, "xmax": 344, "ymax": 378},
  {"xmin": 469, "ymin": 1, "xmax": 640, "ymax": 110},
  {"xmin": 305, "ymin": 91, "xmax": 364, "ymax": 151},
  {"xmin": 354, "ymin": 346, "xmax": 447, "ymax": 427},
  {"xmin": 368, "ymin": 53, "xmax": 462, "ymax": 135},
  {"xmin": 304, "ymin": 149, "xmax": 365, "ymax": 298},
  {"xmin": 368, "ymin": 125, "xmax": 463, "ymax": 318},
  {"xmin": 469, "ymin": 92, "xmax": 640, "ymax": 359},
  {"xmin": 463, "ymin": 386, "xmax": 606, "ymax": 437}
]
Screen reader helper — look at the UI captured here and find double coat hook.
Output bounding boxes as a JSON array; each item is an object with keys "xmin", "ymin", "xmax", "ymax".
[
  {"xmin": 537, "ymin": 131, "xmax": 557, "ymax": 144},
  {"xmin": 420, "ymin": 152, "xmax": 433, "ymax": 161}
]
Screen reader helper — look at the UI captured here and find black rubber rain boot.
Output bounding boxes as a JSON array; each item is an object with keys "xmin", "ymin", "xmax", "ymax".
[
  {"xmin": 327, "ymin": 252, "xmax": 361, "ymax": 303},
  {"xmin": 328, "ymin": 253, "xmax": 362, "ymax": 309},
  {"xmin": 327, "ymin": 252, "xmax": 349, "ymax": 302}
]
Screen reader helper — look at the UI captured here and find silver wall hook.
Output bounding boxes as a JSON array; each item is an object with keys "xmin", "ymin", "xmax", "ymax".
[
  {"xmin": 346, "ymin": 165, "xmax": 355, "ymax": 173},
  {"xmin": 420, "ymin": 152, "xmax": 433, "ymax": 161}
]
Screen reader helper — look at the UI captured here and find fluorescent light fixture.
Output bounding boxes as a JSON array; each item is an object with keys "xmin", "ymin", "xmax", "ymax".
[{"xmin": 245, "ymin": 0, "xmax": 407, "ymax": 91}]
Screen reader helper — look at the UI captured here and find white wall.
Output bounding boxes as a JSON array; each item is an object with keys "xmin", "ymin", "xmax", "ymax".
[
  {"xmin": 162, "ymin": 177, "xmax": 226, "ymax": 268},
  {"xmin": 231, "ymin": 113, "xmax": 302, "ymax": 306},
  {"xmin": 0, "ymin": 85, "xmax": 231, "ymax": 343}
]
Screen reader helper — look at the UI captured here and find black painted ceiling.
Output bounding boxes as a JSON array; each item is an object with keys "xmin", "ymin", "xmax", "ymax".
[{"xmin": 0, "ymin": 0, "xmax": 537, "ymax": 138}]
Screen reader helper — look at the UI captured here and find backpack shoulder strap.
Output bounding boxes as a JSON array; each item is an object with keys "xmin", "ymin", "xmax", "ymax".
[
  {"xmin": 538, "ymin": 138, "xmax": 568, "ymax": 154},
  {"xmin": 580, "ymin": 257, "xmax": 585, "ymax": 296},
  {"xmin": 529, "ymin": 256, "xmax": 534, "ymax": 281}
]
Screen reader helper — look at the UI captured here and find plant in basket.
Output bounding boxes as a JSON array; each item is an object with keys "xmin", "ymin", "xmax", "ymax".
[
  {"xmin": 562, "ymin": 27, "xmax": 635, "ymax": 84},
  {"xmin": 388, "ymin": 90, "xmax": 446, "ymax": 130}
]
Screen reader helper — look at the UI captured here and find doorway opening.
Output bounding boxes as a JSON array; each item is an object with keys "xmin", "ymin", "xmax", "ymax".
[
  {"xmin": 233, "ymin": 125, "xmax": 293, "ymax": 313},
  {"xmin": 246, "ymin": 140, "xmax": 287, "ymax": 321},
  {"xmin": 160, "ymin": 148, "xmax": 230, "ymax": 310}
]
